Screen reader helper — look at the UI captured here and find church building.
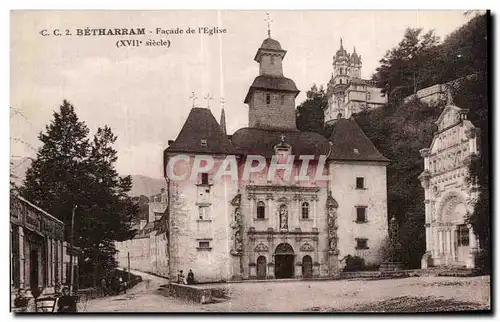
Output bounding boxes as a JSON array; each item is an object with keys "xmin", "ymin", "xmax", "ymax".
[
  {"xmin": 419, "ymin": 97, "xmax": 480, "ymax": 269},
  {"xmin": 164, "ymin": 34, "xmax": 390, "ymax": 282},
  {"xmin": 324, "ymin": 39, "xmax": 387, "ymax": 124}
]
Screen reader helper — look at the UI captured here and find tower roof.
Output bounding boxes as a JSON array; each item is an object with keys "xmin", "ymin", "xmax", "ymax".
[
  {"xmin": 164, "ymin": 107, "xmax": 237, "ymax": 154},
  {"xmin": 254, "ymin": 37, "xmax": 287, "ymax": 61},
  {"xmin": 244, "ymin": 75, "xmax": 299, "ymax": 103},
  {"xmin": 261, "ymin": 37, "xmax": 283, "ymax": 51},
  {"xmin": 334, "ymin": 38, "xmax": 348, "ymax": 61},
  {"xmin": 350, "ymin": 46, "xmax": 362, "ymax": 65}
]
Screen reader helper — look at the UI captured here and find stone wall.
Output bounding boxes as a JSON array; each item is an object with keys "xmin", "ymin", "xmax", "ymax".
[
  {"xmin": 168, "ymin": 155, "xmax": 239, "ymax": 283},
  {"xmin": 248, "ymin": 90, "xmax": 297, "ymax": 130},
  {"xmin": 329, "ymin": 161, "xmax": 389, "ymax": 266}
]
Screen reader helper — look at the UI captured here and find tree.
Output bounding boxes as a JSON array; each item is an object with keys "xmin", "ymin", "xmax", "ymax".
[
  {"xmin": 372, "ymin": 28, "xmax": 440, "ymax": 103},
  {"xmin": 296, "ymin": 84, "xmax": 327, "ymax": 133},
  {"xmin": 20, "ymin": 100, "xmax": 137, "ymax": 287}
]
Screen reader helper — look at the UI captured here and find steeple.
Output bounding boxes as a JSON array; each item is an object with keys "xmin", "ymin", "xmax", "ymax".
[{"xmin": 220, "ymin": 107, "xmax": 227, "ymax": 135}]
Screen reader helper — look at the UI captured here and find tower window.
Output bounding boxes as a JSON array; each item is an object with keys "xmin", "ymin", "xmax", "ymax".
[
  {"xmin": 257, "ymin": 201, "xmax": 266, "ymax": 219},
  {"xmin": 201, "ymin": 173, "xmax": 209, "ymax": 185},
  {"xmin": 339, "ymin": 79, "xmax": 343, "ymax": 85},
  {"xmin": 198, "ymin": 206, "xmax": 209, "ymax": 220},
  {"xmin": 301, "ymin": 202, "xmax": 309, "ymax": 219},
  {"xmin": 355, "ymin": 238, "xmax": 369, "ymax": 250},
  {"xmin": 266, "ymin": 93, "xmax": 271, "ymax": 105},
  {"xmin": 356, "ymin": 207, "xmax": 367, "ymax": 223},
  {"xmin": 200, "ymin": 139, "xmax": 207, "ymax": 147},
  {"xmin": 356, "ymin": 177, "xmax": 365, "ymax": 189},
  {"xmin": 271, "ymin": 56, "xmax": 275, "ymax": 65},
  {"xmin": 280, "ymin": 95, "xmax": 285, "ymax": 105}
]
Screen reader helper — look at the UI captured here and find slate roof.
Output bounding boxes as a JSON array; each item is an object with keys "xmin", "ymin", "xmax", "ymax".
[
  {"xmin": 327, "ymin": 118, "xmax": 389, "ymax": 162},
  {"xmin": 165, "ymin": 108, "xmax": 237, "ymax": 154},
  {"xmin": 244, "ymin": 75, "xmax": 299, "ymax": 103},
  {"xmin": 231, "ymin": 127, "xmax": 331, "ymax": 158},
  {"xmin": 260, "ymin": 38, "xmax": 283, "ymax": 51}
]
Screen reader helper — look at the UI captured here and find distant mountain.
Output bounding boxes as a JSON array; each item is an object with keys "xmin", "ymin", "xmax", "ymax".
[
  {"xmin": 127, "ymin": 174, "xmax": 166, "ymax": 197},
  {"xmin": 9, "ymin": 156, "xmax": 164, "ymax": 198},
  {"xmin": 10, "ymin": 156, "xmax": 32, "ymax": 187}
]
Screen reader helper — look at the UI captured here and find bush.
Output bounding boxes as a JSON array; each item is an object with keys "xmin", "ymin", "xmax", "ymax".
[
  {"xmin": 475, "ymin": 249, "xmax": 491, "ymax": 274},
  {"xmin": 343, "ymin": 255, "xmax": 365, "ymax": 272}
]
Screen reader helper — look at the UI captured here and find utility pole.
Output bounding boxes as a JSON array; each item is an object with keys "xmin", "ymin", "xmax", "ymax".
[
  {"xmin": 127, "ymin": 251, "xmax": 131, "ymax": 285},
  {"xmin": 69, "ymin": 205, "xmax": 77, "ymax": 295}
]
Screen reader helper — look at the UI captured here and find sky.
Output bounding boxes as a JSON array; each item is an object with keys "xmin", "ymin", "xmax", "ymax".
[{"xmin": 10, "ymin": 10, "xmax": 472, "ymax": 178}]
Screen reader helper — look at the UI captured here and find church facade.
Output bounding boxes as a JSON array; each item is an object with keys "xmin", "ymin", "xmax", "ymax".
[
  {"xmin": 419, "ymin": 101, "xmax": 480, "ymax": 269},
  {"xmin": 164, "ymin": 35, "xmax": 390, "ymax": 282},
  {"xmin": 324, "ymin": 39, "xmax": 387, "ymax": 124}
]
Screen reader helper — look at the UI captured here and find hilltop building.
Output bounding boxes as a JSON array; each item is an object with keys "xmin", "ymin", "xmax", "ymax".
[{"xmin": 324, "ymin": 39, "xmax": 387, "ymax": 124}]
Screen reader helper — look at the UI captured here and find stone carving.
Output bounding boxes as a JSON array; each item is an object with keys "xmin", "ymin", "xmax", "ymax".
[
  {"xmin": 230, "ymin": 195, "xmax": 243, "ymax": 256},
  {"xmin": 235, "ymin": 230, "xmax": 243, "ymax": 252},
  {"xmin": 326, "ymin": 193, "xmax": 339, "ymax": 253},
  {"xmin": 279, "ymin": 204, "xmax": 288, "ymax": 230},
  {"xmin": 254, "ymin": 242, "xmax": 269, "ymax": 252},
  {"xmin": 300, "ymin": 242, "xmax": 314, "ymax": 252}
]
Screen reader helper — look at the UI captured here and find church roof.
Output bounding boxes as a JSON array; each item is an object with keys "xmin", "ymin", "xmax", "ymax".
[
  {"xmin": 231, "ymin": 127, "xmax": 331, "ymax": 159},
  {"xmin": 350, "ymin": 78, "xmax": 367, "ymax": 85},
  {"xmin": 165, "ymin": 107, "xmax": 237, "ymax": 154},
  {"xmin": 350, "ymin": 47, "xmax": 362, "ymax": 65},
  {"xmin": 260, "ymin": 37, "xmax": 283, "ymax": 51},
  {"xmin": 244, "ymin": 75, "xmax": 300, "ymax": 103},
  {"xmin": 327, "ymin": 118, "xmax": 389, "ymax": 162}
]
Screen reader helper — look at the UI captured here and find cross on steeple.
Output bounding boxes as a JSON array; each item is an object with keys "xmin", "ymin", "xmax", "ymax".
[
  {"xmin": 220, "ymin": 97, "xmax": 226, "ymax": 109},
  {"xmin": 265, "ymin": 12, "xmax": 273, "ymax": 38},
  {"xmin": 340, "ymin": 38, "xmax": 343, "ymax": 49},
  {"xmin": 280, "ymin": 134, "xmax": 285, "ymax": 142},
  {"xmin": 204, "ymin": 93, "xmax": 214, "ymax": 109},
  {"xmin": 189, "ymin": 91, "xmax": 198, "ymax": 108}
]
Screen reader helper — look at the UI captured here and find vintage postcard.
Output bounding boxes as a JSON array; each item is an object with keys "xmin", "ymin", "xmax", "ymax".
[{"xmin": 10, "ymin": 10, "xmax": 490, "ymax": 313}]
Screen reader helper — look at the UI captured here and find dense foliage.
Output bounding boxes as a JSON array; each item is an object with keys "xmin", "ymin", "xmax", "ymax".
[{"xmin": 20, "ymin": 100, "xmax": 138, "ymax": 287}]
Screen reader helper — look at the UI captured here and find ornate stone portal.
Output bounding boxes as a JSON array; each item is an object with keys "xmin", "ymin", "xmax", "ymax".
[{"xmin": 419, "ymin": 99, "xmax": 480, "ymax": 269}]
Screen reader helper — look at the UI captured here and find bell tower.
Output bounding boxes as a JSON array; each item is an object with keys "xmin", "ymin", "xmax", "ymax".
[{"xmin": 244, "ymin": 21, "xmax": 300, "ymax": 130}]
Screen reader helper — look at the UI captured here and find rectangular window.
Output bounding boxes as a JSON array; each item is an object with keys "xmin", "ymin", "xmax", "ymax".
[
  {"xmin": 280, "ymin": 95, "xmax": 285, "ymax": 105},
  {"xmin": 266, "ymin": 93, "xmax": 271, "ymax": 105},
  {"xmin": 356, "ymin": 177, "xmax": 365, "ymax": 189},
  {"xmin": 198, "ymin": 206, "xmax": 209, "ymax": 220},
  {"xmin": 356, "ymin": 207, "xmax": 367, "ymax": 223},
  {"xmin": 198, "ymin": 241, "xmax": 210, "ymax": 249},
  {"xmin": 457, "ymin": 224, "xmax": 470, "ymax": 246},
  {"xmin": 355, "ymin": 238, "xmax": 369, "ymax": 249},
  {"xmin": 201, "ymin": 173, "xmax": 209, "ymax": 185}
]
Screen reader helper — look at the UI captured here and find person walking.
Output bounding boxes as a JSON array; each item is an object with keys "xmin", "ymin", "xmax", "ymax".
[{"xmin": 187, "ymin": 269, "xmax": 194, "ymax": 285}]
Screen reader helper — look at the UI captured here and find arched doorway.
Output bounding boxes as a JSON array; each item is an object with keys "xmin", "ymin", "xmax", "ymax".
[
  {"xmin": 256, "ymin": 256, "xmax": 267, "ymax": 279},
  {"xmin": 302, "ymin": 255, "xmax": 313, "ymax": 279},
  {"xmin": 274, "ymin": 243, "xmax": 294, "ymax": 279},
  {"xmin": 437, "ymin": 192, "xmax": 469, "ymax": 264}
]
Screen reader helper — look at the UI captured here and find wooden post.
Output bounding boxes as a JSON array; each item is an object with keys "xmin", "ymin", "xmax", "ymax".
[{"xmin": 69, "ymin": 205, "xmax": 76, "ymax": 295}]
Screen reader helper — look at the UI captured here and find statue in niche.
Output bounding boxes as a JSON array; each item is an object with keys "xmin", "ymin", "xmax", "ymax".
[
  {"xmin": 329, "ymin": 237, "xmax": 337, "ymax": 250},
  {"xmin": 235, "ymin": 230, "xmax": 243, "ymax": 252},
  {"xmin": 279, "ymin": 204, "xmax": 288, "ymax": 230},
  {"xmin": 327, "ymin": 206, "xmax": 337, "ymax": 227},
  {"xmin": 234, "ymin": 207, "xmax": 242, "ymax": 226}
]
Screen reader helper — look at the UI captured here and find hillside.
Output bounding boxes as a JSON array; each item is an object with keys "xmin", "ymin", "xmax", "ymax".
[{"xmin": 128, "ymin": 174, "xmax": 166, "ymax": 197}]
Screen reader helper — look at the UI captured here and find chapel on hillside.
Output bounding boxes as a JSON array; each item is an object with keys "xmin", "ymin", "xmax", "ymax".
[
  {"xmin": 419, "ymin": 97, "xmax": 480, "ymax": 269},
  {"xmin": 324, "ymin": 39, "xmax": 387, "ymax": 124},
  {"xmin": 163, "ymin": 34, "xmax": 390, "ymax": 282}
]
